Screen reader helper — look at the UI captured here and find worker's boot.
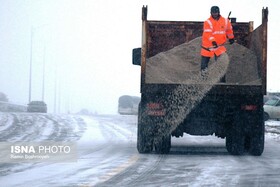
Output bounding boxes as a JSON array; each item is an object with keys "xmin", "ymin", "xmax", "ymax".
[{"xmin": 201, "ymin": 68, "xmax": 208, "ymax": 80}]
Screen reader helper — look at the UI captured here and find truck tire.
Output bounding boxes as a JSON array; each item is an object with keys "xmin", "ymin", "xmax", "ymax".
[
  {"xmin": 248, "ymin": 121, "xmax": 264, "ymax": 156},
  {"xmin": 226, "ymin": 135, "xmax": 233, "ymax": 153},
  {"xmin": 154, "ymin": 134, "xmax": 171, "ymax": 154},
  {"xmin": 226, "ymin": 115, "xmax": 245, "ymax": 155},
  {"xmin": 226, "ymin": 132, "xmax": 245, "ymax": 155},
  {"xmin": 137, "ymin": 102, "xmax": 154, "ymax": 153},
  {"xmin": 137, "ymin": 122, "xmax": 154, "ymax": 153}
]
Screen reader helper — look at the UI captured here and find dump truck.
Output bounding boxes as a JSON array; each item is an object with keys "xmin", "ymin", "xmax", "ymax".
[{"xmin": 132, "ymin": 6, "xmax": 268, "ymax": 156}]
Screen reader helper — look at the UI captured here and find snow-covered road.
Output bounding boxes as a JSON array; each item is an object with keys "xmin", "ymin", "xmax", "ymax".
[{"xmin": 0, "ymin": 113, "xmax": 279, "ymax": 186}]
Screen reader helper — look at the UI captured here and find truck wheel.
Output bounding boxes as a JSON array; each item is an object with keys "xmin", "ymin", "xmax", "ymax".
[
  {"xmin": 248, "ymin": 121, "xmax": 264, "ymax": 156},
  {"xmin": 137, "ymin": 123, "xmax": 154, "ymax": 153},
  {"xmin": 154, "ymin": 134, "xmax": 171, "ymax": 154},
  {"xmin": 226, "ymin": 135, "xmax": 233, "ymax": 153},
  {"xmin": 226, "ymin": 133, "xmax": 245, "ymax": 155},
  {"xmin": 226, "ymin": 115, "xmax": 245, "ymax": 155},
  {"xmin": 137, "ymin": 103, "xmax": 154, "ymax": 153}
]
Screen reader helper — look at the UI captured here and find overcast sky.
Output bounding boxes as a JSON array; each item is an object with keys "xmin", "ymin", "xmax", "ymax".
[{"xmin": 0, "ymin": 0, "xmax": 278, "ymax": 114}]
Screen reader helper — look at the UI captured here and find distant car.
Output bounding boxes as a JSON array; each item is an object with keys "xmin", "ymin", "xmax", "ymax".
[
  {"xmin": 27, "ymin": 101, "xmax": 47, "ymax": 113},
  {"xmin": 118, "ymin": 95, "xmax": 140, "ymax": 115},
  {"xmin": 264, "ymin": 95, "xmax": 272, "ymax": 104},
  {"xmin": 264, "ymin": 97, "xmax": 280, "ymax": 121}
]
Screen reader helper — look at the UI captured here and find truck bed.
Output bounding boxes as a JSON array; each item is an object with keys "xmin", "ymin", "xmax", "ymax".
[{"xmin": 141, "ymin": 15, "xmax": 268, "ymax": 94}]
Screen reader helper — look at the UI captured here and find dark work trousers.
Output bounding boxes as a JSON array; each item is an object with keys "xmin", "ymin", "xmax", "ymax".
[
  {"xmin": 200, "ymin": 55, "xmax": 226, "ymax": 82},
  {"xmin": 201, "ymin": 56, "xmax": 211, "ymax": 71}
]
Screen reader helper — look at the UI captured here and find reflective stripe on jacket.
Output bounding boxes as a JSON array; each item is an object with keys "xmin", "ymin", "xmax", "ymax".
[{"xmin": 201, "ymin": 16, "xmax": 234, "ymax": 57}]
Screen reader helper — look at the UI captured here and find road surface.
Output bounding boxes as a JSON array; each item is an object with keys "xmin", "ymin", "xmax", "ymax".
[{"xmin": 0, "ymin": 113, "xmax": 279, "ymax": 186}]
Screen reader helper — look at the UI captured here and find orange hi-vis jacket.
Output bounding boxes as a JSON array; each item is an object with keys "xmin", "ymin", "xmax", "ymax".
[{"xmin": 201, "ymin": 15, "xmax": 234, "ymax": 57}]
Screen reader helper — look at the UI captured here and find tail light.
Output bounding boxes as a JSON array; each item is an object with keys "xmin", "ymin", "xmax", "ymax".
[
  {"xmin": 146, "ymin": 103, "xmax": 166, "ymax": 116},
  {"xmin": 241, "ymin": 105, "xmax": 258, "ymax": 111}
]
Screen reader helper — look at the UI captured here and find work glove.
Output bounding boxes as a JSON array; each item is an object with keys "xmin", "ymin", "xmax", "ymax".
[
  {"xmin": 229, "ymin": 38, "xmax": 235, "ymax": 44},
  {"xmin": 212, "ymin": 41, "xmax": 218, "ymax": 48}
]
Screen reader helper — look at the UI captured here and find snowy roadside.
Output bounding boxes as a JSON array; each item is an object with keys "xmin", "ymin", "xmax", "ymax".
[
  {"xmin": 0, "ymin": 112, "xmax": 86, "ymax": 142},
  {"xmin": 0, "ymin": 112, "xmax": 14, "ymax": 131},
  {"xmin": 265, "ymin": 120, "xmax": 280, "ymax": 141}
]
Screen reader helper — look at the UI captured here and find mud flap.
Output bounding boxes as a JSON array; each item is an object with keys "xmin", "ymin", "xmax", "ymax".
[{"xmin": 226, "ymin": 114, "xmax": 245, "ymax": 155}]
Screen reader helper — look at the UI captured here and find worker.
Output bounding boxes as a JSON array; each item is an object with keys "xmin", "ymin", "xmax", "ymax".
[{"xmin": 200, "ymin": 6, "xmax": 235, "ymax": 79}]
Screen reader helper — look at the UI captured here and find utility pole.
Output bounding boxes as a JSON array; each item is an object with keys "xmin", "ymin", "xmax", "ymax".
[
  {"xmin": 42, "ymin": 43, "xmax": 46, "ymax": 101},
  {"xmin": 29, "ymin": 24, "xmax": 49, "ymax": 104},
  {"xmin": 54, "ymin": 61, "xmax": 57, "ymax": 113},
  {"xmin": 28, "ymin": 27, "xmax": 33, "ymax": 103}
]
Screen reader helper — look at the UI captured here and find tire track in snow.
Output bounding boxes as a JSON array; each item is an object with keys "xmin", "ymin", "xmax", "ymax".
[{"xmin": 91, "ymin": 115, "xmax": 165, "ymax": 187}]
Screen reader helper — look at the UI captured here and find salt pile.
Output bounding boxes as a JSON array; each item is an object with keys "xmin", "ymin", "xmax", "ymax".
[
  {"xmin": 146, "ymin": 37, "xmax": 259, "ymax": 85},
  {"xmin": 226, "ymin": 43, "xmax": 260, "ymax": 84}
]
